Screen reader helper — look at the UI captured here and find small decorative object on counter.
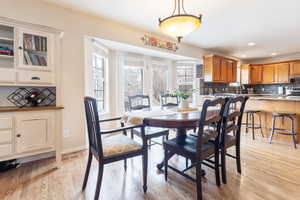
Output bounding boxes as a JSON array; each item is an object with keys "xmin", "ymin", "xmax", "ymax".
[
  {"xmin": 25, "ymin": 89, "xmax": 43, "ymax": 107},
  {"xmin": 172, "ymin": 88, "xmax": 198, "ymax": 109},
  {"xmin": 7, "ymin": 87, "xmax": 56, "ymax": 108}
]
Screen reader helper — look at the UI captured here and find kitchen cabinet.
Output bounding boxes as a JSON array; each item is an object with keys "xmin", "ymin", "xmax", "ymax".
[
  {"xmin": 275, "ymin": 63, "xmax": 290, "ymax": 83},
  {"xmin": 204, "ymin": 55, "xmax": 237, "ymax": 83},
  {"xmin": 250, "ymin": 65, "xmax": 263, "ymax": 84},
  {"xmin": 290, "ymin": 61, "xmax": 300, "ymax": 76},
  {"xmin": 262, "ymin": 64, "xmax": 275, "ymax": 84},
  {"xmin": 15, "ymin": 112, "xmax": 54, "ymax": 153}
]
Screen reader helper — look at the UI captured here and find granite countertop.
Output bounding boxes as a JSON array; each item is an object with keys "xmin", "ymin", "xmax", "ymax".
[{"xmin": 199, "ymin": 94, "xmax": 300, "ymax": 101}]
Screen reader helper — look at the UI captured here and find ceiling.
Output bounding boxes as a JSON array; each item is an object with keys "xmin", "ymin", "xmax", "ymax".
[{"xmin": 44, "ymin": 0, "xmax": 300, "ymax": 60}]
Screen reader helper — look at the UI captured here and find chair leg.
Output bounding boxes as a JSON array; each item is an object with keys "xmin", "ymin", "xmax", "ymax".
[
  {"xmin": 259, "ymin": 113, "xmax": 264, "ymax": 137},
  {"xmin": 94, "ymin": 163, "xmax": 104, "ymax": 200},
  {"xmin": 164, "ymin": 149, "xmax": 168, "ymax": 181},
  {"xmin": 214, "ymin": 149, "xmax": 220, "ymax": 186},
  {"xmin": 186, "ymin": 158, "xmax": 189, "ymax": 168},
  {"xmin": 236, "ymin": 144, "xmax": 241, "ymax": 174},
  {"xmin": 131, "ymin": 129, "xmax": 134, "ymax": 139},
  {"xmin": 166, "ymin": 133, "xmax": 169, "ymax": 140},
  {"xmin": 148, "ymin": 140, "xmax": 151, "ymax": 150},
  {"xmin": 221, "ymin": 148, "xmax": 227, "ymax": 184},
  {"xmin": 124, "ymin": 159, "xmax": 127, "ymax": 171},
  {"xmin": 269, "ymin": 116, "xmax": 276, "ymax": 144},
  {"xmin": 196, "ymin": 161, "xmax": 203, "ymax": 200},
  {"xmin": 82, "ymin": 151, "xmax": 93, "ymax": 191},
  {"xmin": 291, "ymin": 117, "xmax": 297, "ymax": 149},
  {"xmin": 245, "ymin": 113, "xmax": 249, "ymax": 133},
  {"xmin": 251, "ymin": 113, "xmax": 255, "ymax": 140},
  {"xmin": 142, "ymin": 151, "xmax": 148, "ymax": 193}
]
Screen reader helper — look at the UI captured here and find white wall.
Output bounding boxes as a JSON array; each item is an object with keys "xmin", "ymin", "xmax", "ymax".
[{"xmin": 0, "ymin": 0, "xmax": 210, "ymax": 152}]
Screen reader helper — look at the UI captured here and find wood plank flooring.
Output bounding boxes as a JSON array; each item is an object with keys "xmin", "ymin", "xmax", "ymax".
[{"xmin": 1, "ymin": 131, "xmax": 300, "ymax": 200}]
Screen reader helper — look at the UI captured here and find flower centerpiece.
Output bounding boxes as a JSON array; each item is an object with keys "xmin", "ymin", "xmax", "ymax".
[{"xmin": 172, "ymin": 88, "xmax": 198, "ymax": 109}]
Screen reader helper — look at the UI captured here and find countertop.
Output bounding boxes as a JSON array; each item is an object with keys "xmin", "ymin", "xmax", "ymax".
[
  {"xmin": 0, "ymin": 106, "xmax": 64, "ymax": 113},
  {"xmin": 199, "ymin": 94, "xmax": 300, "ymax": 102}
]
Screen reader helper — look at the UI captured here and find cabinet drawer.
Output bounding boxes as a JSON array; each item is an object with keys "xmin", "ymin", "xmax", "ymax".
[
  {"xmin": 0, "ymin": 144, "xmax": 12, "ymax": 157},
  {"xmin": 0, "ymin": 130, "xmax": 12, "ymax": 144},
  {"xmin": 0, "ymin": 118, "xmax": 13, "ymax": 130},
  {"xmin": 17, "ymin": 71, "xmax": 53, "ymax": 84},
  {"xmin": 0, "ymin": 69, "xmax": 15, "ymax": 83}
]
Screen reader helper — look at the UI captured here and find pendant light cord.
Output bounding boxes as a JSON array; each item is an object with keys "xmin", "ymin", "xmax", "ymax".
[{"xmin": 171, "ymin": 0, "xmax": 188, "ymax": 16}]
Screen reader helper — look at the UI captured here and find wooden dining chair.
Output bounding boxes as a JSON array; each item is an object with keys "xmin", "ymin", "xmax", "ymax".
[
  {"xmin": 163, "ymin": 98, "xmax": 226, "ymax": 200},
  {"xmin": 128, "ymin": 95, "xmax": 169, "ymax": 148},
  {"xmin": 82, "ymin": 97, "xmax": 148, "ymax": 200},
  {"xmin": 219, "ymin": 96, "xmax": 249, "ymax": 184},
  {"xmin": 160, "ymin": 93, "xmax": 179, "ymax": 108}
]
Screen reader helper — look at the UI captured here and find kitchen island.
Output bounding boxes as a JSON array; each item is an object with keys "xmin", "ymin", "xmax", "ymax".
[{"xmin": 245, "ymin": 96, "xmax": 300, "ymax": 143}]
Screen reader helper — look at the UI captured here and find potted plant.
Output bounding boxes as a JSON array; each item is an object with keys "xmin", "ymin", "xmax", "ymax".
[{"xmin": 172, "ymin": 89, "xmax": 197, "ymax": 109}]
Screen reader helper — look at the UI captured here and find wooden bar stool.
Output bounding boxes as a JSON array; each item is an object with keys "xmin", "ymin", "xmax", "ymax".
[
  {"xmin": 269, "ymin": 112, "xmax": 297, "ymax": 149},
  {"xmin": 243, "ymin": 110, "xmax": 264, "ymax": 140}
]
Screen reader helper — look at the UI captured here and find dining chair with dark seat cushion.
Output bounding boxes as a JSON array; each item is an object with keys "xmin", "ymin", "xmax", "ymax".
[
  {"xmin": 128, "ymin": 95, "xmax": 169, "ymax": 147},
  {"xmin": 82, "ymin": 97, "xmax": 148, "ymax": 200},
  {"xmin": 163, "ymin": 98, "xmax": 227, "ymax": 200}
]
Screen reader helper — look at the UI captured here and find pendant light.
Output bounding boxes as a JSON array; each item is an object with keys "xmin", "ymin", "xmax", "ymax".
[{"xmin": 159, "ymin": 0, "xmax": 202, "ymax": 42}]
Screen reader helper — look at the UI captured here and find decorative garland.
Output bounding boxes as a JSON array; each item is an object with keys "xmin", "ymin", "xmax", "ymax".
[{"xmin": 141, "ymin": 35, "xmax": 179, "ymax": 52}]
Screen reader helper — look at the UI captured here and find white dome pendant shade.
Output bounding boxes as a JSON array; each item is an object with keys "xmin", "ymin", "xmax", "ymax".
[{"xmin": 159, "ymin": 0, "xmax": 202, "ymax": 42}]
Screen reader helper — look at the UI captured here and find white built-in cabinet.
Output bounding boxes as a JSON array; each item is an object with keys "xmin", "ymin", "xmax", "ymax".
[
  {"xmin": 0, "ymin": 20, "xmax": 57, "ymax": 86},
  {"xmin": 0, "ymin": 17, "xmax": 62, "ymax": 167},
  {"xmin": 15, "ymin": 112, "xmax": 54, "ymax": 153},
  {"xmin": 0, "ymin": 111, "xmax": 57, "ymax": 162}
]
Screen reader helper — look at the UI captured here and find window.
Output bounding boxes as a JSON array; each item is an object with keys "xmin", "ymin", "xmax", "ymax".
[
  {"xmin": 92, "ymin": 53, "xmax": 106, "ymax": 112},
  {"xmin": 152, "ymin": 66, "xmax": 168, "ymax": 106},
  {"xmin": 123, "ymin": 65, "xmax": 144, "ymax": 111},
  {"xmin": 176, "ymin": 64, "xmax": 195, "ymax": 92}
]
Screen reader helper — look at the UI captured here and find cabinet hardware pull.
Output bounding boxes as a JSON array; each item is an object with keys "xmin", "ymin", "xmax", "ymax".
[
  {"xmin": 18, "ymin": 46, "xmax": 23, "ymax": 50},
  {"xmin": 31, "ymin": 77, "xmax": 40, "ymax": 80},
  {"xmin": 16, "ymin": 134, "xmax": 21, "ymax": 137}
]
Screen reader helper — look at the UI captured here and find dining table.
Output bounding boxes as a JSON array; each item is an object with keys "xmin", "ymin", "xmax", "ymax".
[{"xmin": 122, "ymin": 106, "xmax": 219, "ymax": 170}]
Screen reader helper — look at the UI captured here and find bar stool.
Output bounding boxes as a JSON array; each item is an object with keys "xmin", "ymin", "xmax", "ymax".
[
  {"xmin": 269, "ymin": 112, "xmax": 297, "ymax": 149},
  {"xmin": 243, "ymin": 110, "xmax": 264, "ymax": 140}
]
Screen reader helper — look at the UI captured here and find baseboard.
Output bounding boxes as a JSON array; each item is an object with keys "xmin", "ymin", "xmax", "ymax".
[
  {"xmin": 62, "ymin": 145, "xmax": 87, "ymax": 155},
  {"xmin": 17, "ymin": 146, "xmax": 87, "ymax": 164}
]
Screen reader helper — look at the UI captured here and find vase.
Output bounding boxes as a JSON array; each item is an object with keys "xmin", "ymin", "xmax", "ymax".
[{"xmin": 179, "ymin": 100, "xmax": 189, "ymax": 109}]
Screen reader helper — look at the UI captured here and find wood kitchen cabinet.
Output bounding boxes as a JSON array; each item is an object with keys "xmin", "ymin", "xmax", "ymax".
[
  {"xmin": 204, "ymin": 55, "xmax": 237, "ymax": 83},
  {"xmin": 262, "ymin": 64, "xmax": 275, "ymax": 84},
  {"xmin": 290, "ymin": 61, "xmax": 300, "ymax": 76},
  {"xmin": 250, "ymin": 65, "xmax": 263, "ymax": 84},
  {"xmin": 275, "ymin": 63, "xmax": 290, "ymax": 83}
]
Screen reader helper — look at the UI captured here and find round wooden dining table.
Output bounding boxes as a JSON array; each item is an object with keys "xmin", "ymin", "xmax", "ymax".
[
  {"xmin": 122, "ymin": 107, "xmax": 218, "ymax": 170},
  {"xmin": 143, "ymin": 111, "xmax": 200, "ymax": 170}
]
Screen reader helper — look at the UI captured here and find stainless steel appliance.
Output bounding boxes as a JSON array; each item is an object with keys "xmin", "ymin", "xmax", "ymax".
[{"xmin": 287, "ymin": 87, "xmax": 300, "ymax": 96}]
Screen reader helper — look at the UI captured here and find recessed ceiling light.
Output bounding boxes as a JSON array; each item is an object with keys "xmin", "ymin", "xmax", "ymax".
[
  {"xmin": 248, "ymin": 42, "xmax": 256, "ymax": 46},
  {"xmin": 271, "ymin": 52, "xmax": 277, "ymax": 56},
  {"xmin": 241, "ymin": 54, "xmax": 246, "ymax": 58}
]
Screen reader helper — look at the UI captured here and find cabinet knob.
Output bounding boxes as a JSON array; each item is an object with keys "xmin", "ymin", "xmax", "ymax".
[
  {"xmin": 18, "ymin": 46, "xmax": 23, "ymax": 50},
  {"xmin": 31, "ymin": 77, "xmax": 41, "ymax": 80},
  {"xmin": 16, "ymin": 134, "xmax": 21, "ymax": 137}
]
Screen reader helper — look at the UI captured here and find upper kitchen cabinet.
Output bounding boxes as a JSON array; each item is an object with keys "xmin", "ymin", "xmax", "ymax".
[
  {"xmin": 290, "ymin": 61, "xmax": 300, "ymax": 76},
  {"xmin": 17, "ymin": 28, "xmax": 53, "ymax": 72},
  {"xmin": 250, "ymin": 65, "xmax": 263, "ymax": 84},
  {"xmin": 204, "ymin": 55, "xmax": 237, "ymax": 83},
  {"xmin": 262, "ymin": 64, "xmax": 275, "ymax": 84},
  {"xmin": 274, "ymin": 63, "xmax": 290, "ymax": 83}
]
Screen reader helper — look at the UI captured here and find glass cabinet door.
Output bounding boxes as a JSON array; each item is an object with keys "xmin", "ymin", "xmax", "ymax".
[{"xmin": 18, "ymin": 29, "xmax": 52, "ymax": 71}]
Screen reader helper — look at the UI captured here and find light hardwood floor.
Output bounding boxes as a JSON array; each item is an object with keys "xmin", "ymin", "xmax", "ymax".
[{"xmin": 1, "ymin": 131, "xmax": 300, "ymax": 200}]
